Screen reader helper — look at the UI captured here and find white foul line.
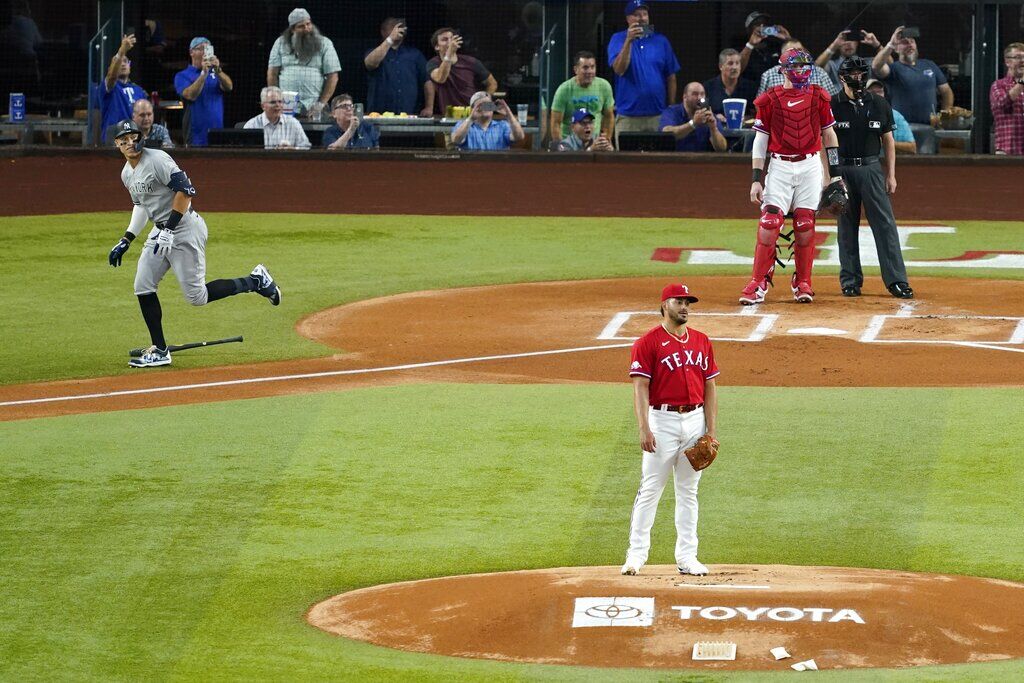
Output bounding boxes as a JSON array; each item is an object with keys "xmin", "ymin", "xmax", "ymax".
[
  {"xmin": 0, "ymin": 343, "xmax": 633, "ymax": 408},
  {"xmin": 679, "ymin": 584, "xmax": 772, "ymax": 590}
]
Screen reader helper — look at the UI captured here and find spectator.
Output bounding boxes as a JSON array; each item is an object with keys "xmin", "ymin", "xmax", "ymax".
[
  {"xmin": 989, "ymin": 42, "xmax": 1024, "ymax": 155},
  {"xmin": 174, "ymin": 36, "xmax": 233, "ymax": 147},
  {"xmin": 451, "ymin": 91, "xmax": 524, "ymax": 151},
  {"xmin": 552, "ymin": 109, "xmax": 614, "ymax": 151},
  {"xmin": 867, "ymin": 79, "xmax": 917, "ymax": 153},
  {"xmin": 815, "ymin": 29, "xmax": 881, "ymax": 85},
  {"xmin": 267, "ymin": 8, "xmax": 340, "ymax": 120},
  {"xmin": 872, "ymin": 25, "xmax": 954, "ymax": 124},
  {"xmin": 703, "ymin": 48, "xmax": 757, "ymax": 124},
  {"xmin": 550, "ymin": 51, "xmax": 615, "ymax": 144},
  {"xmin": 101, "ymin": 34, "xmax": 148, "ymax": 143},
  {"xmin": 426, "ymin": 28, "xmax": 497, "ymax": 116},
  {"xmin": 608, "ymin": 0, "xmax": 680, "ymax": 145},
  {"xmin": 323, "ymin": 94, "xmax": 380, "ymax": 150},
  {"xmin": 758, "ymin": 39, "xmax": 840, "ymax": 96},
  {"xmin": 244, "ymin": 86, "xmax": 311, "ymax": 149},
  {"xmin": 739, "ymin": 10, "xmax": 791, "ymax": 83},
  {"xmin": 132, "ymin": 99, "xmax": 173, "ymax": 149},
  {"xmin": 364, "ymin": 17, "xmax": 430, "ymax": 116},
  {"xmin": 660, "ymin": 81, "xmax": 727, "ymax": 152},
  {"xmin": 7, "ymin": 0, "xmax": 42, "ymax": 58}
]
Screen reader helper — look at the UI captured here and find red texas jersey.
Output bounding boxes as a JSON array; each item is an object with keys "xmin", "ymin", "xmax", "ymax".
[
  {"xmin": 752, "ymin": 85, "xmax": 835, "ymax": 156},
  {"xmin": 629, "ymin": 325, "xmax": 720, "ymax": 406}
]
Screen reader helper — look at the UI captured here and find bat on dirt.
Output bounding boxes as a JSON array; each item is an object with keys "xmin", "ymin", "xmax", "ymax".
[{"xmin": 129, "ymin": 335, "xmax": 244, "ymax": 358}]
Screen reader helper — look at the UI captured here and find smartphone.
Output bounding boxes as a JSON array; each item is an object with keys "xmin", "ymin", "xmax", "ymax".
[
  {"xmin": 478, "ymin": 102, "xmax": 496, "ymax": 113},
  {"xmin": 760, "ymin": 25, "xmax": 780, "ymax": 38},
  {"xmin": 395, "ymin": 18, "xmax": 406, "ymax": 28},
  {"xmin": 842, "ymin": 29, "xmax": 866, "ymax": 41},
  {"xmin": 355, "ymin": 103, "xmax": 364, "ymax": 119},
  {"xmin": 204, "ymin": 43, "xmax": 214, "ymax": 59},
  {"xmin": 640, "ymin": 24, "xmax": 655, "ymax": 38},
  {"xmin": 901, "ymin": 27, "xmax": 920, "ymax": 39},
  {"xmin": 697, "ymin": 97, "xmax": 710, "ymax": 111}
]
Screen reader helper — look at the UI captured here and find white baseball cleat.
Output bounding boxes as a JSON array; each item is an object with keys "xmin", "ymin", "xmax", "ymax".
[
  {"xmin": 739, "ymin": 278, "xmax": 767, "ymax": 305},
  {"xmin": 129, "ymin": 346, "xmax": 171, "ymax": 368},
  {"xmin": 620, "ymin": 562, "xmax": 642, "ymax": 576},
  {"xmin": 250, "ymin": 264, "xmax": 282, "ymax": 306},
  {"xmin": 677, "ymin": 558, "xmax": 709, "ymax": 576}
]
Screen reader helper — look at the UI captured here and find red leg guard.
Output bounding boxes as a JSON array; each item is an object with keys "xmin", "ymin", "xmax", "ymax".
[
  {"xmin": 752, "ymin": 206, "xmax": 785, "ymax": 282},
  {"xmin": 792, "ymin": 208, "xmax": 817, "ymax": 285}
]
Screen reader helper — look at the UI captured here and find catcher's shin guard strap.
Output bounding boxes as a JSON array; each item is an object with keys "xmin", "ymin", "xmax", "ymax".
[
  {"xmin": 793, "ymin": 208, "xmax": 817, "ymax": 283},
  {"xmin": 753, "ymin": 206, "xmax": 785, "ymax": 281}
]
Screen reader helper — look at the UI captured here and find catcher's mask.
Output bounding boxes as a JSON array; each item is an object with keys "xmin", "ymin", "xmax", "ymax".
[
  {"xmin": 779, "ymin": 48, "xmax": 814, "ymax": 90},
  {"xmin": 838, "ymin": 56, "xmax": 870, "ymax": 98},
  {"xmin": 113, "ymin": 119, "xmax": 144, "ymax": 153}
]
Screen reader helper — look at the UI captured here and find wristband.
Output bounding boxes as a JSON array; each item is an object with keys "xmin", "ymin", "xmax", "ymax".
[
  {"xmin": 752, "ymin": 168, "xmax": 764, "ymax": 183},
  {"xmin": 826, "ymin": 146, "xmax": 840, "ymax": 178},
  {"xmin": 385, "ymin": 37, "xmax": 394, "ymax": 46},
  {"xmin": 162, "ymin": 209, "xmax": 184, "ymax": 232},
  {"xmin": 122, "ymin": 231, "xmax": 136, "ymax": 243},
  {"xmin": 442, "ymin": 56, "xmax": 453, "ymax": 63},
  {"xmin": 745, "ymin": 42, "xmax": 756, "ymax": 50}
]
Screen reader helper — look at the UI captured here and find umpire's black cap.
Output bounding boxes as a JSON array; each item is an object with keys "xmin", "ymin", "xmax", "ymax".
[{"xmin": 839, "ymin": 55, "xmax": 871, "ymax": 73}]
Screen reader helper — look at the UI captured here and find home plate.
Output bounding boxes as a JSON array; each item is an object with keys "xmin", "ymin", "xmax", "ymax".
[{"xmin": 787, "ymin": 327, "xmax": 847, "ymax": 336}]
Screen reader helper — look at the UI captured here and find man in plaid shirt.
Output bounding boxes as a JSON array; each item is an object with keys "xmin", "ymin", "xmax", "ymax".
[
  {"xmin": 990, "ymin": 42, "xmax": 1024, "ymax": 155},
  {"xmin": 758, "ymin": 39, "xmax": 840, "ymax": 96},
  {"xmin": 244, "ymin": 86, "xmax": 311, "ymax": 149}
]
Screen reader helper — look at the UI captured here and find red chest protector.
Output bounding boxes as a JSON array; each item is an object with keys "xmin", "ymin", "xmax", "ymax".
[{"xmin": 758, "ymin": 85, "xmax": 831, "ymax": 156}]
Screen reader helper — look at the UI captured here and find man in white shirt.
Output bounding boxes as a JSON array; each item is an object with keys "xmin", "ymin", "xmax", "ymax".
[{"xmin": 244, "ymin": 86, "xmax": 311, "ymax": 149}]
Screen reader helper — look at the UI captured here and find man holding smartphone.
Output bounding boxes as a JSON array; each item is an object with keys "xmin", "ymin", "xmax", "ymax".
[
  {"xmin": 872, "ymin": 25, "xmax": 954, "ymax": 125},
  {"xmin": 175, "ymin": 37, "xmax": 233, "ymax": 147},
  {"xmin": 451, "ymin": 91, "xmax": 524, "ymax": 151},
  {"xmin": 816, "ymin": 29, "xmax": 881, "ymax": 86},
  {"xmin": 364, "ymin": 17, "xmax": 430, "ymax": 117},
  {"xmin": 608, "ymin": 0, "xmax": 680, "ymax": 148}
]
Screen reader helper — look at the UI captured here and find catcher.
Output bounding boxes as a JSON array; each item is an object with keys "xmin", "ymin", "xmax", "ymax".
[
  {"xmin": 740, "ymin": 48, "xmax": 848, "ymax": 305},
  {"xmin": 622, "ymin": 283, "xmax": 720, "ymax": 578}
]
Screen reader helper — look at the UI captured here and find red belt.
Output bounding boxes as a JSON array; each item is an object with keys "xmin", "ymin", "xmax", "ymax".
[
  {"xmin": 771, "ymin": 152, "xmax": 815, "ymax": 162},
  {"xmin": 654, "ymin": 403, "xmax": 703, "ymax": 413}
]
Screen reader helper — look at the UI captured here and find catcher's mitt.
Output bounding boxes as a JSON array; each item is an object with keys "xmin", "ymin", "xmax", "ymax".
[
  {"xmin": 818, "ymin": 179, "xmax": 849, "ymax": 216},
  {"xmin": 684, "ymin": 434, "xmax": 720, "ymax": 471}
]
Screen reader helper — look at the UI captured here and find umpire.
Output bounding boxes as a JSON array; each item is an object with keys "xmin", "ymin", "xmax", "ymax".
[{"xmin": 831, "ymin": 56, "xmax": 913, "ymax": 298}]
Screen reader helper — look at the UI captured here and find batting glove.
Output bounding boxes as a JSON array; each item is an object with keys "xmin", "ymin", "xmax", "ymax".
[
  {"xmin": 153, "ymin": 229, "xmax": 174, "ymax": 257},
  {"xmin": 109, "ymin": 237, "xmax": 131, "ymax": 267}
]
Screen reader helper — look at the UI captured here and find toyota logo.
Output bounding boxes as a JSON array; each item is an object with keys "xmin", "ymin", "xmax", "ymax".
[{"xmin": 585, "ymin": 603, "xmax": 643, "ymax": 621}]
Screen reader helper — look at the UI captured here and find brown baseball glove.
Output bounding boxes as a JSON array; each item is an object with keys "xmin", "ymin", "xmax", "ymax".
[
  {"xmin": 684, "ymin": 434, "xmax": 720, "ymax": 471},
  {"xmin": 818, "ymin": 178, "xmax": 849, "ymax": 216}
]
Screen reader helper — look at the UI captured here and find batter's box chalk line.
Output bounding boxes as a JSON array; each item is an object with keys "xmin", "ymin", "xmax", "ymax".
[
  {"xmin": 597, "ymin": 311, "xmax": 778, "ymax": 343},
  {"xmin": 859, "ymin": 313, "xmax": 1024, "ymax": 354}
]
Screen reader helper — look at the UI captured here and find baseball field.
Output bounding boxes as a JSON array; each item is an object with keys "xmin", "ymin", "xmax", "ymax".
[{"xmin": 2, "ymin": 157, "xmax": 1024, "ymax": 680}]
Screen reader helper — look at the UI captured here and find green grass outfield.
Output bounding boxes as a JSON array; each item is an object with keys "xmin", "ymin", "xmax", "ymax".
[
  {"xmin": 1, "ymin": 384, "xmax": 1023, "ymax": 681},
  {"xmin": 0, "ymin": 213, "xmax": 1022, "ymax": 385}
]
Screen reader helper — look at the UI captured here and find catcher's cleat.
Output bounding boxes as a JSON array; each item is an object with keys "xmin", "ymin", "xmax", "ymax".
[
  {"xmin": 888, "ymin": 282, "xmax": 914, "ymax": 299},
  {"xmin": 791, "ymin": 275, "xmax": 814, "ymax": 303},
  {"xmin": 620, "ymin": 562, "xmax": 641, "ymax": 576},
  {"xmin": 739, "ymin": 278, "xmax": 767, "ymax": 305},
  {"xmin": 129, "ymin": 346, "xmax": 171, "ymax": 368},
  {"xmin": 678, "ymin": 558, "xmax": 709, "ymax": 576},
  {"xmin": 250, "ymin": 264, "xmax": 282, "ymax": 306}
]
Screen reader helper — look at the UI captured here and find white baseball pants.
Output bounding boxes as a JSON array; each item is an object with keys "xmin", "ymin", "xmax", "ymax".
[
  {"xmin": 763, "ymin": 154, "xmax": 822, "ymax": 212},
  {"xmin": 625, "ymin": 407, "xmax": 706, "ymax": 566}
]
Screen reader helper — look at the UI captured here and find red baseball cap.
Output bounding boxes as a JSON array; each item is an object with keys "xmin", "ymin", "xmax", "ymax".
[{"xmin": 661, "ymin": 283, "xmax": 699, "ymax": 303}]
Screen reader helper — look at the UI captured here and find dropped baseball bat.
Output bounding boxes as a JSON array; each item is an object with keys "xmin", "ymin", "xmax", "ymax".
[{"xmin": 129, "ymin": 335, "xmax": 244, "ymax": 358}]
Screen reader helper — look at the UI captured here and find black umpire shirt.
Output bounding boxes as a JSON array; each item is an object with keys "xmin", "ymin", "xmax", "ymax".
[{"xmin": 829, "ymin": 90, "xmax": 896, "ymax": 158}]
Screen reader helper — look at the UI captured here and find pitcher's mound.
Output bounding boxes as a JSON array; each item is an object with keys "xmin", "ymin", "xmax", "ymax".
[{"xmin": 307, "ymin": 564, "xmax": 1024, "ymax": 670}]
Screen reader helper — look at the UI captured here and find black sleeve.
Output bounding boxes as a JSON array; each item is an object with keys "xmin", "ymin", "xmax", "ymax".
[{"xmin": 875, "ymin": 95, "xmax": 896, "ymax": 134}]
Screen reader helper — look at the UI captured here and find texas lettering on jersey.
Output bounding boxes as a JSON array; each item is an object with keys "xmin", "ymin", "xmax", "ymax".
[{"xmin": 629, "ymin": 325, "xmax": 720, "ymax": 406}]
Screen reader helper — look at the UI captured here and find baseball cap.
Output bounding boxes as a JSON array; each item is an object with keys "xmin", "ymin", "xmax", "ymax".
[
  {"xmin": 624, "ymin": 0, "xmax": 649, "ymax": 16},
  {"xmin": 189, "ymin": 36, "xmax": 210, "ymax": 50},
  {"xmin": 662, "ymin": 283, "xmax": 699, "ymax": 303},
  {"xmin": 745, "ymin": 11, "xmax": 770, "ymax": 30},
  {"xmin": 469, "ymin": 91, "xmax": 491, "ymax": 108},
  {"xmin": 288, "ymin": 7, "xmax": 311, "ymax": 26},
  {"xmin": 865, "ymin": 78, "xmax": 883, "ymax": 89},
  {"xmin": 571, "ymin": 108, "xmax": 595, "ymax": 124}
]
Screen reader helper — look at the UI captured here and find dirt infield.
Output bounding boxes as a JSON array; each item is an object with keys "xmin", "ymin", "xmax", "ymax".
[
  {"xmin": 1, "ymin": 153, "xmax": 1021, "ymax": 220},
  {"xmin": 1, "ymin": 276, "xmax": 1021, "ymax": 421},
  {"xmin": 307, "ymin": 564, "xmax": 1024, "ymax": 670}
]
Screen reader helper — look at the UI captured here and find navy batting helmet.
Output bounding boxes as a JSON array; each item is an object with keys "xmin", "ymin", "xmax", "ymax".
[{"xmin": 113, "ymin": 119, "xmax": 144, "ymax": 152}]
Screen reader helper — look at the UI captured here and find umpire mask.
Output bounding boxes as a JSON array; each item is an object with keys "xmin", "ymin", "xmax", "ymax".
[{"xmin": 839, "ymin": 56, "xmax": 869, "ymax": 99}]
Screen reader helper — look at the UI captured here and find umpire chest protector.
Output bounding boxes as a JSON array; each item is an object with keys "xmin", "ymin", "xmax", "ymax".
[{"xmin": 829, "ymin": 91, "xmax": 893, "ymax": 158}]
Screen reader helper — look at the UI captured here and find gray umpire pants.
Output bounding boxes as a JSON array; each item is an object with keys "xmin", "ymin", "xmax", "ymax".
[{"xmin": 836, "ymin": 161, "xmax": 909, "ymax": 289}]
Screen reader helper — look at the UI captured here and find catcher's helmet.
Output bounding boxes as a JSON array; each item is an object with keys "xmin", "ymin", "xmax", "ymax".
[
  {"xmin": 779, "ymin": 48, "xmax": 814, "ymax": 90},
  {"xmin": 113, "ymin": 119, "xmax": 144, "ymax": 152}
]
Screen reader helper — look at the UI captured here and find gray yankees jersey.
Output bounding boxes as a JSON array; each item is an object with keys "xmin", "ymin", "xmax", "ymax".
[{"xmin": 120, "ymin": 148, "xmax": 196, "ymax": 226}]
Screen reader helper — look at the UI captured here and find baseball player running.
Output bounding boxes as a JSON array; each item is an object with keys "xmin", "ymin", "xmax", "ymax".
[
  {"xmin": 622, "ymin": 283, "xmax": 719, "ymax": 577},
  {"xmin": 740, "ymin": 48, "xmax": 846, "ymax": 305},
  {"xmin": 108, "ymin": 119, "xmax": 281, "ymax": 368}
]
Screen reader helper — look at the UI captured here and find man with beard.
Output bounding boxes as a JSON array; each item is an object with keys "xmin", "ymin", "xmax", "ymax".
[
  {"xmin": 815, "ymin": 29, "xmax": 881, "ymax": 86},
  {"xmin": 364, "ymin": 17, "xmax": 430, "ymax": 117},
  {"xmin": 550, "ymin": 51, "xmax": 615, "ymax": 145},
  {"xmin": 267, "ymin": 8, "xmax": 340, "ymax": 120},
  {"xmin": 871, "ymin": 25, "xmax": 954, "ymax": 125},
  {"xmin": 989, "ymin": 42, "xmax": 1024, "ymax": 155}
]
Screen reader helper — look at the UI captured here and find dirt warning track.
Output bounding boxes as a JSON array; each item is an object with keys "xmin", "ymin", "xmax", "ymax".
[{"xmin": 1, "ymin": 276, "xmax": 1021, "ymax": 421}]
